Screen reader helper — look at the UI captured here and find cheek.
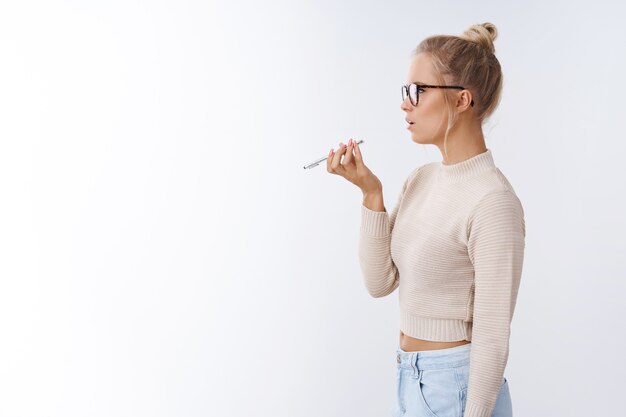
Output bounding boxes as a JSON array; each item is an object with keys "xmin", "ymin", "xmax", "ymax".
[{"xmin": 413, "ymin": 102, "xmax": 441, "ymax": 129}]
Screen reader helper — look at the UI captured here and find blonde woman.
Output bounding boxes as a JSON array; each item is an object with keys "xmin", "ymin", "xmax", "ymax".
[{"xmin": 327, "ymin": 23, "xmax": 525, "ymax": 417}]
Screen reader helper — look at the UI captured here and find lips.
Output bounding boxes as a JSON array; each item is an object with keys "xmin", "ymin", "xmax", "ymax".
[{"xmin": 405, "ymin": 118, "xmax": 414, "ymax": 124}]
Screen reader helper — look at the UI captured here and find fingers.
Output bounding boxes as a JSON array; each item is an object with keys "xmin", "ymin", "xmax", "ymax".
[
  {"xmin": 352, "ymin": 139, "xmax": 363, "ymax": 166},
  {"xmin": 331, "ymin": 142, "xmax": 348, "ymax": 171},
  {"xmin": 327, "ymin": 138, "xmax": 361, "ymax": 175},
  {"xmin": 343, "ymin": 139, "xmax": 355, "ymax": 165},
  {"xmin": 327, "ymin": 142, "xmax": 346, "ymax": 174}
]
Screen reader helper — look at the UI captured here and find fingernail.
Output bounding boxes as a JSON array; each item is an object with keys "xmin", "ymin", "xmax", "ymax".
[{"xmin": 329, "ymin": 148, "xmax": 333, "ymax": 157}]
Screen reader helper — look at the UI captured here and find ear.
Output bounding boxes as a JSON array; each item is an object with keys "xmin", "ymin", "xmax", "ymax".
[{"xmin": 456, "ymin": 89, "xmax": 475, "ymax": 112}]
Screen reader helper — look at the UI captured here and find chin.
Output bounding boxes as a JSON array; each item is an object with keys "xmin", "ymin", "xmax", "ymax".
[{"xmin": 411, "ymin": 134, "xmax": 433, "ymax": 144}]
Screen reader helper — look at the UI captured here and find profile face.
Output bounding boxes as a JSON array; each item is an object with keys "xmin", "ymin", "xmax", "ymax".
[{"xmin": 401, "ymin": 53, "xmax": 448, "ymax": 145}]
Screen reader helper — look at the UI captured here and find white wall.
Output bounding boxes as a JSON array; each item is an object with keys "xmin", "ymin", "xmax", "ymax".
[{"xmin": 1, "ymin": 0, "xmax": 625, "ymax": 416}]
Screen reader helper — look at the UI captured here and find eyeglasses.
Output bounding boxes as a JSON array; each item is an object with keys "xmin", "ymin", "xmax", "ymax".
[{"xmin": 401, "ymin": 83, "xmax": 475, "ymax": 107}]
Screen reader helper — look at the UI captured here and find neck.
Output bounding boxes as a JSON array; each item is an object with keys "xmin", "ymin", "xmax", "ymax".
[
  {"xmin": 437, "ymin": 147, "xmax": 495, "ymax": 182},
  {"xmin": 437, "ymin": 120, "xmax": 487, "ymax": 165}
]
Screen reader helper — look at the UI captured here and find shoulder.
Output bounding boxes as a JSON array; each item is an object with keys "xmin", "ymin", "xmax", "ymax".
[
  {"xmin": 465, "ymin": 166, "xmax": 525, "ymax": 233},
  {"xmin": 468, "ymin": 189, "xmax": 525, "ymax": 240},
  {"xmin": 479, "ymin": 169, "xmax": 524, "ymax": 213},
  {"xmin": 471, "ymin": 189, "xmax": 524, "ymax": 216}
]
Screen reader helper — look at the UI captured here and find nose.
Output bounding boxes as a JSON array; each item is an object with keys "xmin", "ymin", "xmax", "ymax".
[{"xmin": 400, "ymin": 97, "xmax": 412, "ymax": 112}]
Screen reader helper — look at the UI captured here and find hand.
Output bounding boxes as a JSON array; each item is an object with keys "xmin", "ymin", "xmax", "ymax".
[{"xmin": 326, "ymin": 138, "xmax": 382, "ymax": 194}]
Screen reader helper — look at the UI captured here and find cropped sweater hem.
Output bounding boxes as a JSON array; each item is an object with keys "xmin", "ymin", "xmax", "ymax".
[{"xmin": 399, "ymin": 308, "xmax": 473, "ymax": 342}]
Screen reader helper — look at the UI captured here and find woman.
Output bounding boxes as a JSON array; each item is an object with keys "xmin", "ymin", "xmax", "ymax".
[{"xmin": 326, "ymin": 23, "xmax": 525, "ymax": 417}]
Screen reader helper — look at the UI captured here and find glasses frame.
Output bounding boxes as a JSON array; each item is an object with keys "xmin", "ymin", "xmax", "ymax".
[{"xmin": 401, "ymin": 83, "xmax": 475, "ymax": 107}]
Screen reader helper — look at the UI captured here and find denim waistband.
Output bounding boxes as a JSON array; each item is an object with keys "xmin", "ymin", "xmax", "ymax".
[{"xmin": 396, "ymin": 343, "xmax": 471, "ymax": 370}]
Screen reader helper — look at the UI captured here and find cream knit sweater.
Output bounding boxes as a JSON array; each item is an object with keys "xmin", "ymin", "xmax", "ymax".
[{"xmin": 358, "ymin": 148, "xmax": 525, "ymax": 417}]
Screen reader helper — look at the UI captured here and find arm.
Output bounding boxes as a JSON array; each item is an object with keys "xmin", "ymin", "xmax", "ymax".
[
  {"xmin": 357, "ymin": 168, "xmax": 418, "ymax": 298},
  {"xmin": 464, "ymin": 190, "xmax": 526, "ymax": 417}
]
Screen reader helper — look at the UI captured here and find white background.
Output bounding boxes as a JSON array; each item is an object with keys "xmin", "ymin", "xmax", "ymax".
[{"xmin": 1, "ymin": 0, "xmax": 625, "ymax": 416}]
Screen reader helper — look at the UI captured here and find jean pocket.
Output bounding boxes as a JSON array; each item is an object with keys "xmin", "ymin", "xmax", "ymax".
[
  {"xmin": 416, "ymin": 369, "xmax": 462, "ymax": 417},
  {"xmin": 458, "ymin": 376, "xmax": 508, "ymax": 416}
]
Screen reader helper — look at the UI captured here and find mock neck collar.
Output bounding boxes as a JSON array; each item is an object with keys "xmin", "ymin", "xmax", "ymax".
[{"xmin": 437, "ymin": 148, "xmax": 495, "ymax": 182}]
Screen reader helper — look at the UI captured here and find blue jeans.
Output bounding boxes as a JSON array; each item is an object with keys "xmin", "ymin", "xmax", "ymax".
[{"xmin": 392, "ymin": 343, "xmax": 512, "ymax": 417}]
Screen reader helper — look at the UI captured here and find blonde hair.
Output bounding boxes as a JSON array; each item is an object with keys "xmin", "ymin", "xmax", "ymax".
[{"xmin": 413, "ymin": 22, "xmax": 503, "ymax": 158}]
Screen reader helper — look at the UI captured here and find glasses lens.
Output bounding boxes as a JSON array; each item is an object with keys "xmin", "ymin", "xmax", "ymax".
[{"xmin": 409, "ymin": 84, "xmax": 418, "ymax": 106}]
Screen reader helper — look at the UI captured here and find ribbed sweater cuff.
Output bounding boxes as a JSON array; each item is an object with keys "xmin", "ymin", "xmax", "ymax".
[
  {"xmin": 464, "ymin": 399, "xmax": 494, "ymax": 417},
  {"xmin": 360, "ymin": 204, "xmax": 390, "ymax": 237}
]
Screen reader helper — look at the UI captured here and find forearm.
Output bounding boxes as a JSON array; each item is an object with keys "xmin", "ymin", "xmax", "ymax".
[{"xmin": 362, "ymin": 189, "xmax": 384, "ymax": 212}]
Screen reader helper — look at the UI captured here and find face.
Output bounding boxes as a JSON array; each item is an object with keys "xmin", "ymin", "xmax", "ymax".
[{"xmin": 401, "ymin": 53, "xmax": 450, "ymax": 145}]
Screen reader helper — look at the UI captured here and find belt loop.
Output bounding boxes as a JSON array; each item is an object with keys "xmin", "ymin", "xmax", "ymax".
[{"xmin": 411, "ymin": 352, "xmax": 419, "ymax": 379}]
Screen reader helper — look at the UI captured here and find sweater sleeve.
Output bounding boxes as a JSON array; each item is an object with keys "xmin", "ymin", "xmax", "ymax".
[
  {"xmin": 464, "ymin": 190, "xmax": 526, "ymax": 417},
  {"xmin": 357, "ymin": 167, "xmax": 419, "ymax": 298}
]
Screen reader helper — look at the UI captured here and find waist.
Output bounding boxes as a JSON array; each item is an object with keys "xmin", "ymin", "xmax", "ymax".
[
  {"xmin": 400, "ymin": 330, "xmax": 471, "ymax": 352},
  {"xmin": 396, "ymin": 340, "xmax": 472, "ymax": 369}
]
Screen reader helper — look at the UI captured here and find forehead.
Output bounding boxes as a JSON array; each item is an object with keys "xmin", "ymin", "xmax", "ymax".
[{"xmin": 406, "ymin": 53, "xmax": 436, "ymax": 85}]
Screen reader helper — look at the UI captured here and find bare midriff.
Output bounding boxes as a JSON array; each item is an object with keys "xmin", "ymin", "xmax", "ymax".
[{"xmin": 400, "ymin": 330, "xmax": 471, "ymax": 351}]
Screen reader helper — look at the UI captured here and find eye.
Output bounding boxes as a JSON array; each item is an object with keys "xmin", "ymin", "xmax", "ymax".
[{"xmin": 417, "ymin": 88, "xmax": 425, "ymax": 93}]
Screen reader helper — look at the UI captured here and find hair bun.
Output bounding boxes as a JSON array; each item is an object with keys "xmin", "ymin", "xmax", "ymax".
[{"xmin": 460, "ymin": 22, "xmax": 498, "ymax": 54}]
